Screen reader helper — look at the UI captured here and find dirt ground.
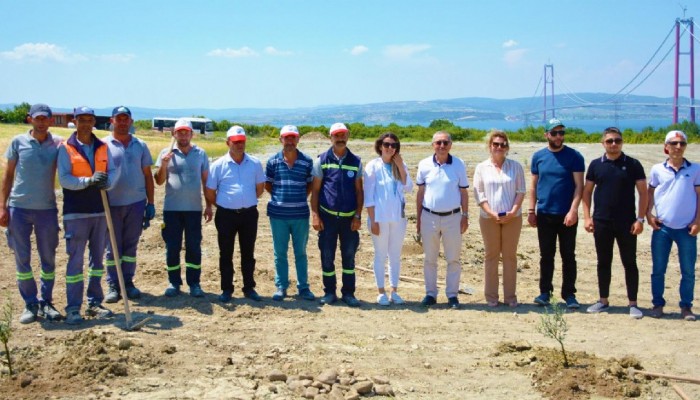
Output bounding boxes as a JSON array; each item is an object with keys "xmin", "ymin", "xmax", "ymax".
[{"xmin": 1, "ymin": 139, "xmax": 698, "ymax": 400}]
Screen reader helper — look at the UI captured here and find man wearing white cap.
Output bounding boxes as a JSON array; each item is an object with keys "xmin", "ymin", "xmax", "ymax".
[
  {"xmin": 205, "ymin": 126, "xmax": 265, "ymax": 303},
  {"xmin": 265, "ymin": 125, "xmax": 316, "ymax": 302},
  {"xmin": 647, "ymin": 130, "xmax": 700, "ymax": 321},
  {"xmin": 57, "ymin": 106, "xmax": 118, "ymax": 324},
  {"xmin": 311, "ymin": 122, "xmax": 364, "ymax": 307},
  {"xmin": 155, "ymin": 118, "xmax": 212, "ymax": 298},
  {"xmin": 1, "ymin": 103, "xmax": 63, "ymax": 324}
]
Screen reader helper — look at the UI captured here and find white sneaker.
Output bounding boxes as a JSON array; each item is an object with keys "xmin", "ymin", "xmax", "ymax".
[
  {"xmin": 629, "ymin": 306, "xmax": 643, "ymax": 319},
  {"xmin": 586, "ymin": 301, "xmax": 610, "ymax": 313},
  {"xmin": 390, "ymin": 292, "xmax": 405, "ymax": 305},
  {"xmin": 377, "ymin": 293, "xmax": 390, "ymax": 306}
]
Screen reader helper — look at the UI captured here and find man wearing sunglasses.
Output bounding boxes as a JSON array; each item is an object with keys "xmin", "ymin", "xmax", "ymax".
[
  {"xmin": 582, "ymin": 127, "xmax": 647, "ymax": 319},
  {"xmin": 646, "ymin": 130, "xmax": 700, "ymax": 321},
  {"xmin": 528, "ymin": 118, "xmax": 585, "ymax": 309}
]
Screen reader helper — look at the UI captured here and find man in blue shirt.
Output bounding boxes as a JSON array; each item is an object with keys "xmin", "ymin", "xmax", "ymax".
[
  {"xmin": 104, "ymin": 106, "xmax": 155, "ymax": 303},
  {"xmin": 265, "ymin": 125, "xmax": 315, "ymax": 302},
  {"xmin": 155, "ymin": 118, "xmax": 212, "ymax": 298},
  {"xmin": 1, "ymin": 104, "xmax": 63, "ymax": 323},
  {"xmin": 528, "ymin": 119, "xmax": 585, "ymax": 308},
  {"xmin": 205, "ymin": 126, "xmax": 265, "ymax": 303}
]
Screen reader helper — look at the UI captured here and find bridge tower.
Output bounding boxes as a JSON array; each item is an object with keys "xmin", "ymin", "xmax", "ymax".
[
  {"xmin": 674, "ymin": 17, "xmax": 695, "ymax": 123},
  {"xmin": 543, "ymin": 64, "xmax": 555, "ymax": 122}
]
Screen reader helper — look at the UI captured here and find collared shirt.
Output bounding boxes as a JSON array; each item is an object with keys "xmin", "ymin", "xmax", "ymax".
[
  {"xmin": 104, "ymin": 134, "xmax": 153, "ymax": 206},
  {"xmin": 363, "ymin": 157, "xmax": 413, "ymax": 223},
  {"xmin": 585, "ymin": 152, "xmax": 646, "ymax": 222},
  {"xmin": 155, "ymin": 145, "xmax": 209, "ymax": 212},
  {"xmin": 4, "ymin": 130, "xmax": 63, "ymax": 210},
  {"xmin": 473, "ymin": 157, "xmax": 525, "ymax": 219},
  {"xmin": 416, "ymin": 154, "xmax": 469, "ymax": 212},
  {"xmin": 531, "ymin": 145, "xmax": 585, "ymax": 215},
  {"xmin": 207, "ymin": 152, "xmax": 265, "ymax": 209},
  {"xmin": 649, "ymin": 159, "xmax": 700, "ymax": 229},
  {"xmin": 266, "ymin": 149, "xmax": 313, "ymax": 219}
]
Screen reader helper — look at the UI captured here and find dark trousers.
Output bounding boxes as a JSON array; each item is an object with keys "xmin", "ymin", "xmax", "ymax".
[
  {"xmin": 593, "ymin": 219, "xmax": 639, "ymax": 301},
  {"xmin": 162, "ymin": 211, "xmax": 202, "ymax": 287},
  {"xmin": 214, "ymin": 206, "xmax": 258, "ymax": 294},
  {"xmin": 318, "ymin": 212, "xmax": 359, "ymax": 296},
  {"xmin": 536, "ymin": 213, "xmax": 578, "ymax": 299}
]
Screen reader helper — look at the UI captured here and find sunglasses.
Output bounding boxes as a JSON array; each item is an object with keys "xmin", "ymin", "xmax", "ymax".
[
  {"xmin": 604, "ymin": 138, "xmax": 623, "ymax": 144},
  {"xmin": 667, "ymin": 141, "xmax": 687, "ymax": 147},
  {"xmin": 382, "ymin": 142, "xmax": 399, "ymax": 149},
  {"xmin": 434, "ymin": 140, "xmax": 451, "ymax": 146},
  {"xmin": 491, "ymin": 142, "xmax": 508, "ymax": 148},
  {"xmin": 549, "ymin": 130, "xmax": 566, "ymax": 137}
]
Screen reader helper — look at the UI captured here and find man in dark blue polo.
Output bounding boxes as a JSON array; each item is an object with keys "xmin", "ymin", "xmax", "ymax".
[{"xmin": 582, "ymin": 127, "xmax": 647, "ymax": 319}]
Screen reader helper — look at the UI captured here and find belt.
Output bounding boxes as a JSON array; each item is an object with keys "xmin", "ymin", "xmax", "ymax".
[
  {"xmin": 219, "ymin": 205, "xmax": 256, "ymax": 214},
  {"xmin": 422, "ymin": 206, "xmax": 461, "ymax": 216}
]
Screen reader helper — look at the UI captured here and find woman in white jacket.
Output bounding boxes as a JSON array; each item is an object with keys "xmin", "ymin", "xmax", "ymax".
[{"xmin": 363, "ymin": 133, "xmax": 413, "ymax": 306}]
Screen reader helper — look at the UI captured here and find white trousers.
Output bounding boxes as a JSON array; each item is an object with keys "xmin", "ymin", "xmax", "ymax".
[
  {"xmin": 370, "ymin": 219, "xmax": 408, "ymax": 289},
  {"xmin": 421, "ymin": 212, "xmax": 462, "ymax": 298}
]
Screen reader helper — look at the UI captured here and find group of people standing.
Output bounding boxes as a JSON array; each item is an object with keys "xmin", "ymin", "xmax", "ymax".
[{"xmin": 1, "ymin": 104, "xmax": 698, "ymax": 326}]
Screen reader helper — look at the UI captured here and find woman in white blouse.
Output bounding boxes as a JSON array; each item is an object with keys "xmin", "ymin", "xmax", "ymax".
[
  {"xmin": 363, "ymin": 133, "xmax": 413, "ymax": 306},
  {"xmin": 473, "ymin": 130, "xmax": 525, "ymax": 307}
]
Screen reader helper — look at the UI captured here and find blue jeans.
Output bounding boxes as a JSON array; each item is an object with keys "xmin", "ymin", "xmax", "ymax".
[
  {"xmin": 64, "ymin": 217, "xmax": 107, "ymax": 311},
  {"xmin": 161, "ymin": 211, "xmax": 202, "ymax": 287},
  {"xmin": 105, "ymin": 200, "xmax": 146, "ymax": 286},
  {"xmin": 7, "ymin": 207, "xmax": 59, "ymax": 305},
  {"xmin": 651, "ymin": 224, "xmax": 697, "ymax": 308},
  {"xmin": 270, "ymin": 217, "xmax": 310, "ymax": 291},
  {"xmin": 318, "ymin": 212, "xmax": 359, "ymax": 296}
]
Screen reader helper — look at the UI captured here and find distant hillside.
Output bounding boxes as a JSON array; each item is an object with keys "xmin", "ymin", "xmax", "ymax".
[{"xmin": 0, "ymin": 93, "xmax": 684, "ymax": 126}]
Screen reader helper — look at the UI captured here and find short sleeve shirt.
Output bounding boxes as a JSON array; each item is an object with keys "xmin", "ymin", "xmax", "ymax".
[
  {"xmin": 585, "ymin": 153, "xmax": 646, "ymax": 222},
  {"xmin": 266, "ymin": 150, "xmax": 313, "ymax": 219},
  {"xmin": 531, "ymin": 146, "xmax": 585, "ymax": 215},
  {"xmin": 206, "ymin": 152, "xmax": 265, "ymax": 209},
  {"xmin": 155, "ymin": 145, "xmax": 209, "ymax": 212},
  {"xmin": 4, "ymin": 130, "xmax": 62, "ymax": 210},
  {"xmin": 416, "ymin": 154, "xmax": 469, "ymax": 212},
  {"xmin": 649, "ymin": 159, "xmax": 700, "ymax": 229},
  {"xmin": 105, "ymin": 134, "xmax": 153, "ymax": 206}
]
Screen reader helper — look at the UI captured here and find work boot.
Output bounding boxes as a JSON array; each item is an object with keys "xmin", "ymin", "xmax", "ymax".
[
  {"xmin": 164, "ymin": 284, "xmax": 180, "ymax": 297},
  {"xmin": 39, "ymin": 301, "xmax": 64, "ymax": 321},
  {"xmin": 189, "ymin": 284, "xmax": 205, "ymax": 298},
  {"xmin": 64, "ymin": 310, "xmax": 83, "ymax": 325},
  {"xmin": 105, "ymin": 285, "xmax": 121, "ymax": 303},
  {"xmin": 86, "ymin": 304, "xmax": 114, "ymax": 319},
  {"xmin": 125, "ymin": 282, "xmax": 141, "ymax": 300},
  {"xmin": 19, "ymin": 303, "xmax": 40, "ymax": 324}
]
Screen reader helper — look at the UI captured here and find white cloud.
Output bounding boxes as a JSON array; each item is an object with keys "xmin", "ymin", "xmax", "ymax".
[
  {"xmin": 350, "ymin": 45, "xmax": 369, "ymax": 56},
  {"xmin": 264, "ymin": 46, "xmax": 293, "ymax": 56},
  {"xmin": 0, "ymin": 42, "xmax": 87, "ymax": 62},
  {"xmin": 383, "ymin": 44, "xmax": 431, "ymax": 59},
  {"xmin": 98, "ymin": 53, "xmax": 135, "ymax": 63},
  {"xmin": 207, "ymin": 47, "xmax": 258, "ymax": 58},
  {"xmin": 503, "ymin": 49, "xmax": 528, "ymax": 66},
  {"xmin": 502, "ymin": 39, "xmax": 518, "ymax": 48}
]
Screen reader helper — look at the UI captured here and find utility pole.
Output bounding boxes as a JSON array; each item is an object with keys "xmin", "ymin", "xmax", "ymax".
[
  {"xmin": 673, "ymin": 16, "xmax": 695, "ymax": 123},
  {"xmin": 543, "ymin": 64, "xmax": 555, "ymax": 122}
]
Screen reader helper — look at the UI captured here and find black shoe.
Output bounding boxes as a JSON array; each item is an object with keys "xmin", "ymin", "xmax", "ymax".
[
  {"xmin": 421, "ymin": 295, "xmax": 437, "ymax": 307},
  {"xmin": 218, "ymin": 290, "xmax": 233, "ymax": 303},
  {"xmin": 447, "ymin": 297, "xmax": 460, "ymax": 309},
  {"xmin": 244, "ymin": 290, "xmax": 262, "ymax": 301},
  {"xmin": 104, "ymin": 285, "xmax": 121, "ymax": 303},
  {"xmin": 125, "ymin": 282, "xmax": 141, "ymax": 300},
  {"xmin": 320, "ymin": 293, "xmax": 338, "ymax": 305},
  {"xmin": 341, "ymin": 294, "xmax": 360, "ymax": 308}
]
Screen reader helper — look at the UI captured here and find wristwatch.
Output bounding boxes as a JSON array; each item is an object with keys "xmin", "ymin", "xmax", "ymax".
[
  {"xmin": 354, "ymin": 214, "xmax": 361, "ymax": 220},
  {"xmin": 636, "ymin": 217, "xmax": 645, "ymax": 224},
  {"xmin": 461, "ymin": 212, "xmax": 469, "ymax": 218}
]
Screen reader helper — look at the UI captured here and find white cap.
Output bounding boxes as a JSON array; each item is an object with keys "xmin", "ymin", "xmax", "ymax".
[
  {"xmin": 174, "ymin": 118, "xmax": 193, "ymax": 132},
  {"xmin": 227, "ymin": 125, "xmax": 246, "ymax": 141},
  {"xmin": 665, "ymin": 130, "xmax": 687, "ymax": 143},
  {"xmin": 280, "ymin": 125, "xmax": 299, "ymax": 137},
  {"xmin": 329, "ymin": 122, "xmax": 348, "ymax": 135}
]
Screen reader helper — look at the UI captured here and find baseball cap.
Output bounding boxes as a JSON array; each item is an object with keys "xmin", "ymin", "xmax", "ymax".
[
  {"xmin": 545, "ymin": 118, "xmax": 565, "ymax": 131},
  {"xmin": 329, "ymin": 122, "xmax": 349, "ymax": 135},
  {"xmin": 29, "ymin": 103, "xmax": 52, "ymax": 118},
  {"xmin": 227, "ymin": 125, "xmax": 246, "ymax": 141},
  {"xmin": 280, "ymin": 125, "xmax": 300, "ymax": 137},
  {"xmin": 664, "ymin": 130, "xmax": 687, "ymax": 143},
  {"xmin": 73, "ymin": 106, "xmax": 95, "ymax": 117},
  {"xmin": 112, "ymin": 106, "xmax": 132, "ymax": 117},
  {"xmin": 174, "ymin": 118, "xmax": 193, "ymax": 132}
]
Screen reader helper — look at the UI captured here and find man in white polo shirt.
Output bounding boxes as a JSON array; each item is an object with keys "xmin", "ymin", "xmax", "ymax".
[
  {"xmin": 415, "ymin": 131, "xmax": 469, "ymax": 309},
  {"xmin": 205, "ymin": 126, "xmax": 265, "ymax": 303},
  {"xmin": 647, "ymin": 130, "xmax": 700, "ymax": 321}
]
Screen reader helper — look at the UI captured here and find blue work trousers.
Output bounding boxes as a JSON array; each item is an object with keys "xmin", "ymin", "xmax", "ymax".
[
  {"xmin": 64, "ymin": 217, "xmax": 107, "ymax": 311},
  {"xmin": 318, "ymin": 212, "xmax": 359, "ymax": 296},
  {"xmin": 7, "ymin": 207, "xmax": 59, "ymax": 305},
  {"xmin": 105, "ymin": 200, "xmax": 146, "ymax": 287},
  {"xmin": 270, "ymin": 217, "xmax": 310, "ymax": 291},
  {"xmin": 651, "ymin": 224, "xmax": 697, "ymax": 309},
  {"xmin": 161, "ymin": 211, "xmax": 202, "ymax": 287}
]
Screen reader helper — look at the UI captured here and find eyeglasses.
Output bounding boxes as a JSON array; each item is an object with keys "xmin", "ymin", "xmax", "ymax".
[
  {"xmin": 491, "ymin": 142, "xmax": 508, "ymax": 148},
  {"xmin": 382, "ymin": 142, "xmax": 399, "ymax": 149},
  {"xmin": 668, "ymin": 141, "xmax": 687, "ymax": 147},
  {"xmin": 604, "ymin": 138, "xmax": 623, "ymax": 144},
  {"xmin": 434, "ymin": 140, "xmax": 451, "ymax": 146},
  {"xmin": 549, "ymin": 130, "xmax": 566, "ymax": 137}
]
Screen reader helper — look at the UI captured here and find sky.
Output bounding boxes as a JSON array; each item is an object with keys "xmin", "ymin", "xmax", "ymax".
[{"xmin": 0, "ymin": 0, "xmax": 697, "ymax": 110}]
